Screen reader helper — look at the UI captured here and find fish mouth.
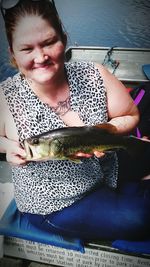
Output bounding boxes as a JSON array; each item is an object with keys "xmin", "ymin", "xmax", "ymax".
[
  {"xmin": 23, "ymin": 139, "xmax": 52, "ymax": 161},
  {"xmin": 28, "ymin": 146, "xmax": 33, "ymax": 159},
  {"xmin": 24, "ymin": 143, "xmax": 43, "ymax": 161},
  {"xmin": 24, "ymin": 140, "xmax": 34, "ymax": 160}
]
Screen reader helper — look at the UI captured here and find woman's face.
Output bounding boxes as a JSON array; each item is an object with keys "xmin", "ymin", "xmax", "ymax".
[{"xmin": 11, "ymin": 15, "xmax": 66, "ymax": 85}]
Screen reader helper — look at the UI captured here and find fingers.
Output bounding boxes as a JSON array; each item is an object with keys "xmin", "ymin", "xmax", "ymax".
[
  {"xmin": 93, "ymin": 151, "xmax": 105, "ymax": 158},
  {"xmin": 6, "ymin": 140, "xmax": 27, "ymax": 166},
  {"xmin": 75, "ymin": 152, "xmax": 93, "ymax": 158},
  {"xmin": 74, "ymin": 151, "xmax": 105, "ymax": 159},
  {"xmin": 7, "ymin": 154, "xmax": 27, "ymax": 166},
  {"xmin": 17, "ymin": 147, "xmax": 26, "ymax": 159},
  {"xmin": 142, "ymin": 136, "xmax": 150, "ymax": 142}
]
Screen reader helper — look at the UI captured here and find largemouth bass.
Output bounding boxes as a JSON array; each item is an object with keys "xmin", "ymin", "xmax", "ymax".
[{"xmin": 23, "ymin": 123, "xmax": 149, "ymax": 162}]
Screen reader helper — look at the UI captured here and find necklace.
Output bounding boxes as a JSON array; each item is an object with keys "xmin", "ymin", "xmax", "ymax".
[{"xmin": 51, "ymin": 96, "xmax": 71, "ymax": 116}]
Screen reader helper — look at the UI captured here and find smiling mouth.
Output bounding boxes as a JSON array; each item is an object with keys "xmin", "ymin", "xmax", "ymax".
[
  {"xmin": 34, "ymin": 60, "xmax": 52, "ymax": 69},
  {"xmin": 34, "ymin": 64, "xmax": 51, "ymax": 69}
]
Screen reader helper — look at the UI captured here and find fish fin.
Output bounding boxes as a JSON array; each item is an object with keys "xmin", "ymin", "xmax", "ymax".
[
  {"xmin": 93, "ymin": 123, "xmax": 117, "ymax": 134},
  {"xmin": 70, "ymin": 159, "xmax": 82, "ymax": 164},
  {"xmin": 71, "ymin": 159, "xmax": 82, "ymax": 164},
  {"xmin": 67, "ymin": 155, "xmax": 82, "ymax": 164}
]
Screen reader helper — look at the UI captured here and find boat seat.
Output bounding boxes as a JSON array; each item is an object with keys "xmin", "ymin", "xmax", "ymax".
[
  {"xmin": 0, "ymin": 184, "xmax": 150, "ymax": 255},
  {"xmin": 0, "ymin": 198, "xmax": 84, "ymax": 252}
]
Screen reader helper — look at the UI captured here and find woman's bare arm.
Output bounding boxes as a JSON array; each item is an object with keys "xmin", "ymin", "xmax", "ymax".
[
  {"xmin": 0, "ymin": 88, "xmax": 26, "ymax": 165},
  {"xmin": 96, "ymin": 63, "xmax": 139, "ymax": 134}
]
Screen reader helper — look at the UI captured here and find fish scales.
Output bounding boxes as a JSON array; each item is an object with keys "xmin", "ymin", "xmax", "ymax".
[{"xmin": 54, "ymin": 128, "xmax": 124, "ymax": 155}]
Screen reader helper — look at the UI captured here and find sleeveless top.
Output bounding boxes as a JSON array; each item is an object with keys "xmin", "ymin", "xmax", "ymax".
[{"xmin": 1, "ymin": 61, "xmax": 118, "ymax": 215}]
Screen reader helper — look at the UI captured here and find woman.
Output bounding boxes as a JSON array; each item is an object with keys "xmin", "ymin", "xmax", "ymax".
[{"xmin": 0, "ymin": 0, "xmax": 149, "ymax": 241}]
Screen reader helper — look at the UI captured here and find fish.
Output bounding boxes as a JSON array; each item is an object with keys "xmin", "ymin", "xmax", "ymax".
[{"xmin": 23, "ymin": 123, "xmax": 149, "ymax": 162}]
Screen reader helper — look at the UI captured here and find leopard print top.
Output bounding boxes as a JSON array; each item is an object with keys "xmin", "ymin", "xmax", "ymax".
[{"xmin": 1, "ymin": 61, "xmax": 118, "ymax": 215}]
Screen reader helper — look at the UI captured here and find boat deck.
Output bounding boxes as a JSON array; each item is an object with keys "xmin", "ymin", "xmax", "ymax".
[{"xmin": 65, "ymin": 46, "xmax": 150, "ymax": 85}]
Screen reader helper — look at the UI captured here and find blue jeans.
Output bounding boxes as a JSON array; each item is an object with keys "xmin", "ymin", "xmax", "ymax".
[{"xmin": 25, "ymin": 179, "xmax": 150, "ymax": 241}]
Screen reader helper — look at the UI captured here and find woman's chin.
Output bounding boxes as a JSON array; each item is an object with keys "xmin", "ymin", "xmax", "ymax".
[{"xmin": 32, "ymin": 73, "xmax": 54, "ymax": 85}]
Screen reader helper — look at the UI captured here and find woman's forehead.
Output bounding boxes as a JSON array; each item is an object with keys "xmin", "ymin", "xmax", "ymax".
[
  {"xmin": 15, "ymin": 14, "xmax": 51, "ymax": 29},
  {"xmin": 13, "ymin": 16, "xmax": 57, "ymax": 45},
  {"xmin": 13, "ymin": 15, "xmax": 56, "ymax": 40}
]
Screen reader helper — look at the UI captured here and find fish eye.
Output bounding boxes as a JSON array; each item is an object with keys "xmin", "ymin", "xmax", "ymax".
[{"xmin": 32, "ymin": 138, "xmax": 39, "ymax": 145}]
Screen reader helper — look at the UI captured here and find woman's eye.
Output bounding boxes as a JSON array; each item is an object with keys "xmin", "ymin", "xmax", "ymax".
[
  {"xmin": 21, "ymin": 47, "xmax": 33, "ymax": 52},
  {"xmin": 45, "ymin": 42, "xmax": 53, "ymax": 47},
  {"xmin": 44, "ymin": 39, "xmax": 57, "ymax": 47}
]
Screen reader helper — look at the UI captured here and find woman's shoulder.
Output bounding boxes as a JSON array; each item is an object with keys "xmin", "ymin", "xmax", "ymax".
[
  {"xmin": 65, "ymin": 61, "xmax": 104, "ymax": 77},
  {"xmin": 0, "ymin": 72, "xmax": 21, "ymax": 92},
  {"xmin": 65, "ymin": 61, "xmax": 98, "ymax": 70}
]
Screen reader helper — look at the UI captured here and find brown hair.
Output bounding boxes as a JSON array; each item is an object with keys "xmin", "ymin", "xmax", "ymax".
[{"xmin": 4, "ymin": 0, "xmax": 67, "ymax": 66}]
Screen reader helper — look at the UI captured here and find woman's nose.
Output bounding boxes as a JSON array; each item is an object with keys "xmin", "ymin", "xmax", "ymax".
[{"xmin": 34, "ymin": 48, "xmax": 48, "ymax": 63}]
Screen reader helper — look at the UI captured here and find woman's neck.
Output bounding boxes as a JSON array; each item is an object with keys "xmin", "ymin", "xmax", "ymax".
[{"xmin": 26, "ymin": 71, "xmax": 69, "ymax": 107}]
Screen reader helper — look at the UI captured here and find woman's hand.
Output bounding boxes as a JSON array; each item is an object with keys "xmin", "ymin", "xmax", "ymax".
[
  {"xmin": 6, "ymin": 139, "xmax": 27, "ymax": 166},
  {"xmin": 141, "ymin": 136, "xmax": 150, "ymax": 142},
  {"xmin": 93, "ymin": 151, "xmax": 105, "ymax": 157},
  {"xmin": 75, "ymin": 151, "xmax": 105, "ymax": 159}
]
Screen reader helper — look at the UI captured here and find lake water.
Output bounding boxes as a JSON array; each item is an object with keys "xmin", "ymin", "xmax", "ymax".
[{"xmin": 0, "ymin": 0, "xmax": 150, "ymax": 82}]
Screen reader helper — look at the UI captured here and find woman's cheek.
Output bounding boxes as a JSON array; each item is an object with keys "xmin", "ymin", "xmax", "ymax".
[
  {"xmin": 17, "ymin": 56, "xmax": 33, "ymax": 70},
  {"xmin": 52, "ymin": 42, "xmax": 65, "ymax": 60}
]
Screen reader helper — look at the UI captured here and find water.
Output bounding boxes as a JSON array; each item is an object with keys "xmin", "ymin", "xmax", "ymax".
[{"xmin": 0, "ymin": 0, "xmax": 150, "ymax": 82}]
